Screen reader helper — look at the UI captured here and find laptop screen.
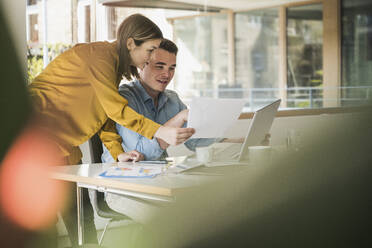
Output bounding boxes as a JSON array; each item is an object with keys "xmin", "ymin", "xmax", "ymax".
[{"xmin": 238, "ymin": 99, "xmax": 281, "ymax": 161}]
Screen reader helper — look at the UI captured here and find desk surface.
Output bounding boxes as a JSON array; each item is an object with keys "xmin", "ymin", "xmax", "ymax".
[{"xmin": 50, "ymin": 162, "xmax": 235, "ymax": 197}]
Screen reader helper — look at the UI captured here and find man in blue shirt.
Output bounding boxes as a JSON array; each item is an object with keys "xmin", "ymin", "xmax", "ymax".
[{"xmin": 101, "ymin": 39, "xmax": 214, "ymax": 163}]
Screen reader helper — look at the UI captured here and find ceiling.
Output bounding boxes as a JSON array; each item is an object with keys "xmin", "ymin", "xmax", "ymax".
[
  {"xmin": 169, "ymin": 0, "xmax": 308, "ymax": 10},
  {"xmin": 100, "ymin": 0, "xmax": 311, "ymax": 11}
]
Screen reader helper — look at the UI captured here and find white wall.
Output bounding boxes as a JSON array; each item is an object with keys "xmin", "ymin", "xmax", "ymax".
[{"xmin": 2, "ymin": 0, "xmax": 27, "ymax": 72}]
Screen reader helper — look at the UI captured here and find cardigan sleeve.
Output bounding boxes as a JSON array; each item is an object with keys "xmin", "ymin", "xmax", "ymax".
[{"xmin": 98, "ymin": 119, "xmax": 125, "ymax": 161}]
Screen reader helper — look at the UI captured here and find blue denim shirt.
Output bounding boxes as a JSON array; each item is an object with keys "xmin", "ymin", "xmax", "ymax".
[{"xmin": 101, "ymin": 80, "xmax": 215, "ymax": 162}]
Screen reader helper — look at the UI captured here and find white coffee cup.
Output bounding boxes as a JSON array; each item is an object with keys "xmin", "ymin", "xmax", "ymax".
[
  {"xmin": 248, "ymin": 146, "xmax": 272, "ymax": 164},
  {"xmin": 196, "ymin": 146, "xmax": 214, "ymax": 163}
]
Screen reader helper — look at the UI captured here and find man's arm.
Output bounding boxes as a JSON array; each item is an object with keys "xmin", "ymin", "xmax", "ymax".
[
  {"xmin": 116, "ymin": 123, "xmax": 166, "ymax": 160},
  {"xmin": 110, "ymin": 86, "xmax": 167, "ymax": 160},
  {"xmin": 99, "ymin": 115, "xmax": 163, "ymax": 162}
]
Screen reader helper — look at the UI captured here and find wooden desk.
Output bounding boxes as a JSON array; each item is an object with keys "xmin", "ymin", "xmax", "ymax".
[{"xmin": 50, "ymin": 162, "xmax": 227, "ymax": 245}]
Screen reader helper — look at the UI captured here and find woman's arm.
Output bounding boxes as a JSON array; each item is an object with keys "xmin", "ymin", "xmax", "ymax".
[{"xmin": 98, "ymin": 119, "xmax": 125, "ymax": 161}]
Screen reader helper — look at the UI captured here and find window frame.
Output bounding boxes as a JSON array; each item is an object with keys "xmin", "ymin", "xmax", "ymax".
[{"xmin": 26, "ymin": 3, "xmax": 39, "ymax": 44}]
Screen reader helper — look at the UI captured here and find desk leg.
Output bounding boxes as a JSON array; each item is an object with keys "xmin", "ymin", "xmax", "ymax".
[{"xmin": 77, "ymin": 184, "xmax": 84, "ymax": 246}]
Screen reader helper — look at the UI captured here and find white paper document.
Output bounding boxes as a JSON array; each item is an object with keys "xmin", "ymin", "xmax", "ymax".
[{"xmin": 187, "ymin": 97, "xmax": 246, "ymax": 138}]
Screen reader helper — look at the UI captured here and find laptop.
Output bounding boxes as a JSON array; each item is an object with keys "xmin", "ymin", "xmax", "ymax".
[
  {"xmin": 169, "ymin": 99, "xmax": 281, "ymax": 172},
  {"xmin": 205, "ymin": 99, "xmax": 281, "ymax": 166}
]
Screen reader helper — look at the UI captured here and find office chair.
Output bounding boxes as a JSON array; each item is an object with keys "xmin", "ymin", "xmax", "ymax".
[{"xmin": 89, "ymin": 133, "xmax": 130, "ymax": 245}]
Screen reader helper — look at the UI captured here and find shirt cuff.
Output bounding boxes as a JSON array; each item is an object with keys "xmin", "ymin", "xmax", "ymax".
[
  {"xmin": 142, "ymin": 138, "xmax": 165, "ymax": 160},
  {"xmin": 141, "ymin": 118, "xmax": 161, "ymax": 140}
]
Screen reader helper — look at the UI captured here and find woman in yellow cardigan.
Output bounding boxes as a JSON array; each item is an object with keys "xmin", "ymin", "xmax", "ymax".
[
  {"xmin": 29, "ymin": 14, "xmax": 194, "ymax": 165},
  {"xmin": 28, "ymin": 14, "xmax": 194, "ymax": 246}
]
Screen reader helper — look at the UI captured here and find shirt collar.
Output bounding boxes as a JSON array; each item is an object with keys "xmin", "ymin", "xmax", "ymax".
[
  {"xmin": 157, "ymin": 91, "xmax": 168, "ymax": 111},
  {"xmin": 134, "ymin": 80, "xmax": 152, "ymax": 103},
  {"xmin": 133, "ymin": 80, "xmax": 169, "ymax": 110}
]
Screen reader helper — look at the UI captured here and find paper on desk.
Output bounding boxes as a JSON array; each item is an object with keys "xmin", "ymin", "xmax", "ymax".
[
  {"xmin": 99, "ymin": 165, "xmax": 163, "ymax": 178},
  {"xmin": 187, "ymin": 97, "xmax": 246, "ymax": 138},
  {"xmin": 166, "ymin": 157, "xmax": 204, "ymax": 174}
]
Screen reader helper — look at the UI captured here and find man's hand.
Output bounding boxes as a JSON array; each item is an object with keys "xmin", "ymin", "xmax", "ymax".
[
  {"xmin": 157, "ymin": 138, "xmax": 169, "ymax": 150},
  {"xmin": 117, "ymin": 150, "xmax": 144, "ymax": 162},
  {"xmin": 156, "ymin": 109, "xmax": 191, "ymax": 149},
  {"xmin": 154, "ymin": 126, "xmax": 195, "ymax": 146}
]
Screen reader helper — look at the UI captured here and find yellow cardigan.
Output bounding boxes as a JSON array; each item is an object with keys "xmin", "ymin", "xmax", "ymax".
[{"xmin": 29, "ymin": 41, "xmax": 160, "ymax": 164}]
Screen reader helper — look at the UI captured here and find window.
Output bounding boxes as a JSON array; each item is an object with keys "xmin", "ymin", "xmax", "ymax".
[
  {"xmin": 341, "ymin": 0, "xmax": 372, "ymax": 106},
  {"xmin": 78, "ymin": 0, "xmax": 91, "ymax": 43},
  {"xmin": 235, "ymin": 8, "xmax": 279, "ymax": 109},
  {"xmin": 107, "ymin": 7, "xmax": 117, "ymax": 40},
  {"xmin": 173, "ymin": 14, "xmax": 228, "ymax": 100},
  {"xmin": 27, "ymin": 0, "xmax": 37, "ymax": 6},
  {"xmin": 26, "ymin": 1, "xmax": 372, "ymax": 112},
  {"xmin": 84, "ymin": 5, "xmax": 91, "ymax": 42},
  {"xmin": 287, "ymin": 4, "xmax": 323, "ymax": 108},
  {"xmin": 28, "ymin": 14, "xmax": 39, "ymax": 43}
]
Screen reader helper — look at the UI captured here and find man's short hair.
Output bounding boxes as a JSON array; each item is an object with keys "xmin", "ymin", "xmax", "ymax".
[{"xmin": 158, "ymin": 39, "xmax": 178, "ymax": 55}]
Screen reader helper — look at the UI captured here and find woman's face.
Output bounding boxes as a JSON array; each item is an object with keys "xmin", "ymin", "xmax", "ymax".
[{"xmin": 128, "ymin": 38, "xmax": 161, "ymax": 69}]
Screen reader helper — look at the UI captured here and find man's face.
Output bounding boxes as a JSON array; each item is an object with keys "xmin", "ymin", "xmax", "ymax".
[{"xmin": 139, "ymin": 48, "xmax": 176, "ymax": 96}]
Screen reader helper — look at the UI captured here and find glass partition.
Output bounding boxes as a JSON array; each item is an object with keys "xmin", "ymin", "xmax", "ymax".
[
  {"xmin": 341, "ymin": 0, "xmax": 372, "ymax": 106},
  {"xmin": 235, "ymin": 8, "xmax": 279, "ymax": 109},
  {"xmin": 287, "ymin": 4, "xmax": 323, "ymax": 108},
  {"xmin": 173, "ymin": 14, "xmax": 228, "ymax": 100}
]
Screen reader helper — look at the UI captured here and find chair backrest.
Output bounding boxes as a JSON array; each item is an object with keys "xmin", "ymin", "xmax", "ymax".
[
  {"xmin": 90, "ymin": 133, "xmax": 103, "ymax": 163},
  {"xmin": 88, "ymin": 133, "xmax": 128, "ymax": 220}
]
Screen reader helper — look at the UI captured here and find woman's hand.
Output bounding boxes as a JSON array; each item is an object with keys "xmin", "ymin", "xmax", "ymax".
[
  {"xmin": 117, "ymin": 150, "xmax": 144, "ymax": 162},
  {"xmin": 154, "ymin": 125, "xmax": 195, "ymax": 146}
]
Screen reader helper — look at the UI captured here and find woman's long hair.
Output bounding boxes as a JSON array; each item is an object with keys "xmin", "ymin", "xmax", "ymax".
[{"xmin": 116, "ymin": 14, "xmax": 163, "ymax": 80}]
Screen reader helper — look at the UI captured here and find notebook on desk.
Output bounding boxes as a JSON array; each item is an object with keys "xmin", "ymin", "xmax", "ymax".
[{"xmin": 205, "ymin": 99, "xmax": 281, "ymax": 166}]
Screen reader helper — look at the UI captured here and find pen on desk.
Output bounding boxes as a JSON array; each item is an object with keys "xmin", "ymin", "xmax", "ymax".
[
  {"xmin": 182, "ymin": 172, "xmax": 222, "ymax": 176},
  {"xmin": 137, "ymin": 160, "xmax": 168, "ymax": 164}
]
